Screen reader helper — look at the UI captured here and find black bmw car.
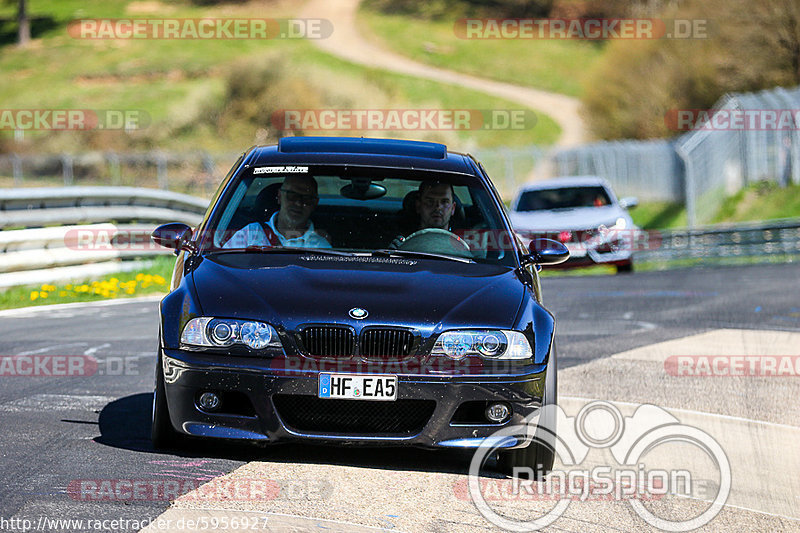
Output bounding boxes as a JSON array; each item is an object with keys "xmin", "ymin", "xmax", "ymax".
[{"xmin": 151, "ymin": 136, "xmax": 568, "ymax": 474}]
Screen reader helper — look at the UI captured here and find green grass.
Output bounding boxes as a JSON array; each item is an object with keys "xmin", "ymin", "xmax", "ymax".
[
  {"xmin": 713, "ymin": 181, "xmax": 800, "ymax": 224},
  {"xmin": 629, "ymin": 201, "xmax": 687, "ymax": 229},
  {"xmin": 0, "ymin": 0, "xmax": 560, "ymax": 154},
  {"xmin": 0, "ymin": 256, "xmax": 175, "ymax": 310},
  {"xmin": 357, "ymin": 4, "xmax": 605, "ymax": 98}
]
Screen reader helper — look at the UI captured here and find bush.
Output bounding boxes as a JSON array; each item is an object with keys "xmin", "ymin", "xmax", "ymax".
[
  {"xmin": 363, "ymin": 0, "xmax": 554, "ymax": 19},
  {"xmin": 582, "ymin": 0, "xmax": 800, "ymax": 140}
]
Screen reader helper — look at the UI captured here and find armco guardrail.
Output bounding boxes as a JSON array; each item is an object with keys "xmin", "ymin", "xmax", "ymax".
[
  {"xmin": 0, "ymin": 187, "xmax": 208, "ymax": 288},
  {"xmin": 637, "ymin": 218, "xmax": 800, "ymax": 263}
]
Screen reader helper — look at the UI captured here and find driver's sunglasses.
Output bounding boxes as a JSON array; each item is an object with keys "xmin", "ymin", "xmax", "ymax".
[
  {"xmin": 280, "ymin": 188, "xmax": 318, "ymax": 206},
  {"xmin": 421, "ymin": 197, "xmax": 453, "ymax": 209}
]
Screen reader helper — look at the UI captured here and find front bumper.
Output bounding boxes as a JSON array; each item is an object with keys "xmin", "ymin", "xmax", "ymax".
[{"xmin": 160, "ymin": 348, "xmax": 546, "ymax": 450}]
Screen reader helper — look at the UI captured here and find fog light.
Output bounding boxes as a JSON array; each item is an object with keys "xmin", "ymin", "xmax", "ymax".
[
  {"xmin": 198, "ymin": 392, "xmax": 221, "ymax": 411},
  {"xmin": 486, "ymin": 402, "xmax": 511, "ymax": 423}
]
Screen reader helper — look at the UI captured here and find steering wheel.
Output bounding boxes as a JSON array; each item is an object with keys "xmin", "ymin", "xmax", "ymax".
[{"xmin": 398, "ymin": 228, "xmax": 472, "ymax": 259}]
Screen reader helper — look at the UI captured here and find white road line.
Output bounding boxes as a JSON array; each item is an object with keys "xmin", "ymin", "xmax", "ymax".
[
  {"xmin": 562, "ymin": 395, "xmax": 800, "ymax": 431},
  {"xmin": 83, "ymin": 343, "xmax": 111, "ymax": 356},
  {"xmin": 0, "ymin": 295, "xmax": 162, "ymax": 317},
  {"xmin": 0, "ymin": 394, "xmax": 116, "ymax": 412},
  {"xmin": 15, "ymin": 342, "xmax": 87, "ymax": 356}
]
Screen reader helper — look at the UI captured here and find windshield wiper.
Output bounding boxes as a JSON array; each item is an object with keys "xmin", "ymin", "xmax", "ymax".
[
  {"xmin": 372, "ymin": 249, "xmax": 474, "ymax": 263},
  {"xmin": 212, "ymin": 246, "xmax": 355, "ymax": 257}
]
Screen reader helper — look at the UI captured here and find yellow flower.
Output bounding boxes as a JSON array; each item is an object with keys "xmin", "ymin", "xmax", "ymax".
[
  {"xmin": 109, "ymin": 277, "xmax": 119, "ymax": 285},
  {"xmin": 39, "ymin": 291, "xmax": 48, "ymax": 299},
  {"xmin": 65, "ymin": 284, "xmax": 73, "ymax": 290},
  {"xmin": 136, "ymin": 273, "xmax": 145, "ymax": 281},
  {"xmin": 59, "ymin": 291, "xmax": 67, "ymax": 297},
  {"xmin": 153, "ymin": 275, "xmax": 166, "ymax": 285},
  {"xmin": 125, "ymin": 288, "xmax": 135, "ymax": 294},
  {"xmin": 30, "ymin": 291, "xmax": 39, "ymax": 301}
]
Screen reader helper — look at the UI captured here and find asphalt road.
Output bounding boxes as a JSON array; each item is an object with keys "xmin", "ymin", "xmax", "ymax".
[{"xmin": 0, "ymin": 262, "xmax": 798, "ymax": 532}]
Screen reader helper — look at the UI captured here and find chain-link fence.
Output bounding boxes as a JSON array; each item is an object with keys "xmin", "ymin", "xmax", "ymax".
[
  {"xmin": 0, "ymin": 146, "xmax": 546, "ymax": 203},
  {"xmin": 5, "ymin": 83, "xmax": 800, "ymax": 225},
  {"xmin": 472, "ymin": 145, "xmax": 546, "ymax": 200},
  {"xmin": 552, "ymin": 139, "xmax": 684, "ymax": 202},
  {"xmin": 0, "ymin": 151, "xmax": 241, "ymax": 198},
  {"xmin": 551, "ymin": 84, "xmax": 800, "ymax": 227},
  {"xmin": 677, "ymin": 85, "xmax": 800, "ymax": 226}
]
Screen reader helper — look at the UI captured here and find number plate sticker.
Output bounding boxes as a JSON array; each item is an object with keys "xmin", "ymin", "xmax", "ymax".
[{"xmin": 318, "ymin": 373, "xmax": 397, "ymax": 401}]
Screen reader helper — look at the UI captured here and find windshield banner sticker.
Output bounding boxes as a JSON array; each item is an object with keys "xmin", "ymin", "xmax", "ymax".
[{"xmin": 253, "ymin": 165, "xmax": 309, "ymax": 174}]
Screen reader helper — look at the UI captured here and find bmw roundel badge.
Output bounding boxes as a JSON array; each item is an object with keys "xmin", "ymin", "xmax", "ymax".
[{"xmin": 349, "ymin": 307, "xmax": 368, "ymax": 319}]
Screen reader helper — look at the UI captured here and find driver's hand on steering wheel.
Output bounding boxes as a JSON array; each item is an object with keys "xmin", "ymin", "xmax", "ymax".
[{"xmin": 388, "ymin": 235, "xmax": 405, "ymax": 249}]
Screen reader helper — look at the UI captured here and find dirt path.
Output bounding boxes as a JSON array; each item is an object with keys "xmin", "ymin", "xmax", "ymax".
[{"xmin": 301, "ymin": 0, "xmax": 587, "ymax": 149}]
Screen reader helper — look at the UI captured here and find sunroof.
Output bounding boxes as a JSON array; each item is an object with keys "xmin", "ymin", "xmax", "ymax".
[{"xmin": 277, "ymin": 136, "xmax": 447, "ymax": 159}]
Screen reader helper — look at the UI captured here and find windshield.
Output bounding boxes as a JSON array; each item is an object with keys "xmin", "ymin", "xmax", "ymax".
[
  {"xmin": 517, "ymin": 186, "xmax": 612, "ymax": 211},
  {"xmin": 201, "ymin": 166, "xmax": 518, "ymax": 266}
]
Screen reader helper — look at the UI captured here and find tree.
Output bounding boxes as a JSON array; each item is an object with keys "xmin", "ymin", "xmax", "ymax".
[
  {"xmin": 582, "ymin": 0, "xmax": 800, "ymax": 140},
  {"xmin": 17, "ymin": 0, "xmax": 30, "ymax": 46}
]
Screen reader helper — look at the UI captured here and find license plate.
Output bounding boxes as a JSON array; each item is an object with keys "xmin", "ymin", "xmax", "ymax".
[{"xmin": 318, "ymin": 373, "xmax": 397, "ymax": 401}]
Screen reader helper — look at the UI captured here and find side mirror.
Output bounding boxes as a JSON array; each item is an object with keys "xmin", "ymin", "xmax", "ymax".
[
  {"xmin": 524, "ymin": 238, "xmax": 569, "ymax": 266},
  {"xmin": 152, "ymin": 222, "xmax": 195, "ymax": 253},
  {"xmin": 619, "ymin": 196, "xmax": 638, "ymax": 210}
]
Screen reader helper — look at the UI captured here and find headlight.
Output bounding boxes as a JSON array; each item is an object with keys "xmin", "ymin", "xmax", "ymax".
[
  {"xmin": 614, "ymin": 217, "xmax": 627, "ymax": 229},
  {"xmin": 432, "ymin": 330, "xmax": 532, "ymax": 360},
  {"xmin": 180, "ymin": 317, "xmax": 283, "ymax": 353}
]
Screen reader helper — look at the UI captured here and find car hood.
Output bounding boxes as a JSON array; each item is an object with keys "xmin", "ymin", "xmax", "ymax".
[
  {"xmin": 189, "ymin": 254, "xmax": 526, "ymax": 332},
  {"xmin": 509, "ymin": 206, "xmax": 628, "ymax": 231}
]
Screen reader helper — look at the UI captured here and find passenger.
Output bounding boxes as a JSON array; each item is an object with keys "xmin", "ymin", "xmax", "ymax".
[{"xmin": 224, "ymin": 175, "xmax": 331, "ymax": 249}]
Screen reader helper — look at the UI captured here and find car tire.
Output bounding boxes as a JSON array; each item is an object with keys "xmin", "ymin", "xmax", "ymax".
[
  {"xmin": 616, "ymin": 261, "xmax": 634, "ymax": 274},
  {"xmin": 152, "ymin": 347, "xmax": 183, "ymax": 450},
  {"xmin": 497, "ymin": 343, "xmax": 558, "ymax": 478}
]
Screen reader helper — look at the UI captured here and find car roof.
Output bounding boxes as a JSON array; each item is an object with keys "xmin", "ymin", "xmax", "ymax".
[
  {"xmin": 516, "ymin": 175, "xmax": 611, "ymax": 192},
  {"xmin": 245, "ymin": 137, "xmax": 477, "ymax": 175}
]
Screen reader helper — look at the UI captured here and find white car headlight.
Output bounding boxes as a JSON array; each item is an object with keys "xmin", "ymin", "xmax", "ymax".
[
  {"xmin": 432, "ymin": 330, "xmax": 532, "ymax": 360},
  {"xmin": 180, "ymin": 317, "xmax": 283, "ymax": 352}
]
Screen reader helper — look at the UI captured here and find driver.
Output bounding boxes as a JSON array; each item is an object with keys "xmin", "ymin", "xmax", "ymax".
[
  {"xmin": 224, "ymin": 175, "xmax": 331, "ymax": 249},
  {"xmin": 390, "ymin": 181, "xmax": 461, "ymax": 248}
]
